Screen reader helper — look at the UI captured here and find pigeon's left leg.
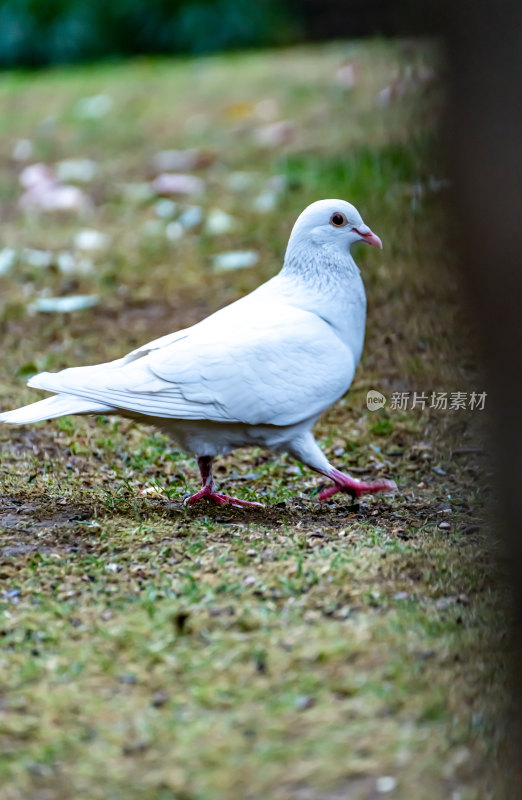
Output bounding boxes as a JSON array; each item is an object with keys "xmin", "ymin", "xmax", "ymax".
[
  {"xmin": 184, "ymin": 456, "xmax": 264, "ymax": 508},
  {"xmin": 289, "ymin": 433, "xmax": 396, "ymax": 502}
]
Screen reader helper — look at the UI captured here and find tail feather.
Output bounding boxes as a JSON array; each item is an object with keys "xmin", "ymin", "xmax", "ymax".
[{"xmin": 0, "ymin": 393, "xmax": 113, "ymax": 424}]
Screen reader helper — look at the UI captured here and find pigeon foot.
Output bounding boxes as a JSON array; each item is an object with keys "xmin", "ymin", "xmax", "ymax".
[
  {"xmin": 184, "ymin": 485, "xmax": 264, "ymax": 508},
  {"xmin": 319, "ymin": 471, "xmax": 397, "ymax": 502}
]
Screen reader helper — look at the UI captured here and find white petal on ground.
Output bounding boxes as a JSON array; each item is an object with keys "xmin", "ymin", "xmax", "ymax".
[
  {"xmin": 252, "ymin": 120, "xmax": 295, "ymax": 148},
  {"xmin": 21, "ymin": 249, "xmax": 53, "ymax": 269},
  {"xmin": 334, "ymin": 63, "xmax": 356, "ymax": 90},
  {"xmin": 121, "ymin": 182, "xmax": 155, "ymax": 204},
  {"xmin": 19, "ymin": 165, "xmax": 91, "ymax": 215},
  {"xmin": 73, "ymin": 230, "xmax": 111, "ymax": 251},
  {"xmin": 152, "ymin": 148, "xmax": 214, "ymax": 172},
  {"xmin": 142, "ymin": 220, "xmax": 165, "ymax": 237},
  {"xmin": 211, "ymin": 250, "xmax": 259, "ymax": 272},
  {"xmin": 57, "ymin": 252, "xmax": 94, "ymax": 276},
  {"xmin": 266, "ymin": 175, "xmax": 287, "ymax": 193},
  {"xmin": 177, "ymin": 206, "xmax": 203, "ymax": 229},
  {"xmin": 152, "ymin": 174, "xmax": 204, "ymax": 197},
  {"xmin": 0, "ymin": 248, "xmax": 17, "ymax": 275},
  {"xmin": 255, "ymin": 98, "xmax": 278, "ymax": 120},
  {"xmin": 12, "ymin": 139, "xmax": 33, "ymax": 161},
  {"xmin": 154, "ymin": 199, "xmax": 177, "ymax": 219},
  {"xmin": 56, "ymin": 159, "xmax": 98, "ymax": 183},
  {"xmin": 74, "ymin": 94, "xmax": 114, "ymax": 119},
  {"xmin": 253, "ymin": 191, "xmax": 278, "ymax": 213},
  {"xmin": 165, "ymin": 222, "xmax": 184, "ymax": 242},
  {"xmin": 28, "ymin": 295, "xmax": 99, "ymax": 314},
  {"xmin": 205, "ymin": 209, "xmax": 236, "ymax": 235},
  {"xmin": 19, "ymin": 163, "xmax": 54, "ymax": 188},
  {"xmin": 376, "ymin": 776, "xmax": 398, "ymax": 794},
  {"xmin": 226, "ymin": 171, "xmax": 260, "ymax": 192}
]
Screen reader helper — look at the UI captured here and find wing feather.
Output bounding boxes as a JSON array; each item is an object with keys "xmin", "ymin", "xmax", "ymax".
[{"xmin": 29, "ymin": 305, "xmax": 356, "ymax": 427}]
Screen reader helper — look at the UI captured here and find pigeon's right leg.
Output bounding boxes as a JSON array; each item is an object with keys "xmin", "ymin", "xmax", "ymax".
[
  {"xmin": 289, "ymin": 433, "xmax": 396, "ymax": 502},
  {"xmin": 184, "ymin": 456, "xmax": 264, "ymax": 508}
]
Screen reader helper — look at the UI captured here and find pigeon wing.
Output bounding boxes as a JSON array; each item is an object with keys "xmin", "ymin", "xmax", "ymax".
[{"xmin": 29, "ymin": 307, "xmax": 356, "ymax": 427}]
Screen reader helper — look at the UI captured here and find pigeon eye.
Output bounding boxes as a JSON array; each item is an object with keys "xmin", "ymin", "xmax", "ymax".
[{"xmin": 330, "ymin": 212, "xmax": 348, "ymax": 228}]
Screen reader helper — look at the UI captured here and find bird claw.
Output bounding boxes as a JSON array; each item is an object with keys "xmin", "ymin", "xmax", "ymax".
[
  {"xmin": 184, "ymin": 486, "xmax": 264, "ymax": 508},
  {"xmin": 318, "ymin": 476, "xmax": 397, "ymax": 503}
]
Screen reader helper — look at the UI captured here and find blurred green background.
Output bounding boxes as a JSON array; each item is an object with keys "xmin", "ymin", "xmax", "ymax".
[{"xmin": 0, "ymin": 0, "xmax": 419, "ymax": 68}]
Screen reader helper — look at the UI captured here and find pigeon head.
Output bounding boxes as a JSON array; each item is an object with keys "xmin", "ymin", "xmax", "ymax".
[{"xmin": 287, "ymin": 199, "xmax": 382, "ymax": 254}]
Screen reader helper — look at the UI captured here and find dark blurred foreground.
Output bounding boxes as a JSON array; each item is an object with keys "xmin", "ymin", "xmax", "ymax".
[{"xmin": 446, "ymin": 2, "xmax": 522, "ymax": 791}]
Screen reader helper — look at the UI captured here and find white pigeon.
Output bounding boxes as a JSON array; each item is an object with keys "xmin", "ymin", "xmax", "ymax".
[{"xmin": 0, "ymin": 199, "xmax": 395, "ymax": 507}]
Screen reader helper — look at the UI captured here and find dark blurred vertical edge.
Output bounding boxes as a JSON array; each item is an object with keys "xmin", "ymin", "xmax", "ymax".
[
  {"xmin": 299, "ymin": 0, "xmax": 522, "ymax": 791},
  {"xmin": 444, "ymin": 1, "xmax": 522, "ymax": 795}
]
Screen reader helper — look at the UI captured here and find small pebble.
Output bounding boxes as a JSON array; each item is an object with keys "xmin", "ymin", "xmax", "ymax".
[{"xmin": 294, "ymin": 695, "xmax": 315, "ymax": 711}]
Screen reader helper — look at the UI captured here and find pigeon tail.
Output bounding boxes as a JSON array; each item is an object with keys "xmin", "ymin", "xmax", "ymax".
[{"xmin": 0, "ymin": 393, "xmax": 113, "ymax": 424}]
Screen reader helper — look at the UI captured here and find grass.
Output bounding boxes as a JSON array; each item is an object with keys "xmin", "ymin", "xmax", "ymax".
[{"xmin": 0, "ymin": 40, "xmax": 511, "ymax": 799}]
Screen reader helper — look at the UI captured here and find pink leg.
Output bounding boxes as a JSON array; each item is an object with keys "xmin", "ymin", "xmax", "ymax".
[
  {"xmin": 184, "ymin": 456, "xmax": 264, "ymax": 509},
  {"xmin": 316, "ymin": 467, "xmax": 397, "ymax": 502}
]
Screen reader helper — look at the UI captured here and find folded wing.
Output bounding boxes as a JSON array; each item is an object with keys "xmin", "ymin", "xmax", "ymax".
[{"xmin": 28, "ymin": 305, "xmax": 355, "ymax": 427}]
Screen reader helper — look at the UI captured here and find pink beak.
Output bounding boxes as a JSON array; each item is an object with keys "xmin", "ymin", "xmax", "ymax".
[{"xmin": 353, "ymin": 224, "xmax": 383, "ymax": 249}]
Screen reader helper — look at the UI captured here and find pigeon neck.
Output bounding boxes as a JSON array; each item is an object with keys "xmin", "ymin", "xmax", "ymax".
[{"xmin": 281, "ymin": 242, "xmax": 360, "ymax": 289}]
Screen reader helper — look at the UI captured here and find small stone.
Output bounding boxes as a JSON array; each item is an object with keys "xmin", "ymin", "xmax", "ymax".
[
  {"xmin": 151, "ymin": 690, "xmax": 169, "ymax": 708},
  {"xmin": 438, "ymin": 521, "xmax": 451, "ymax": 530},
  {"xmin": 117, "ymin": 673, "xmax": 137, "ymax": 684},
  {"xmin": 243, "ymin": 575, "xmax": 256, "ymax": 587},
  {"xmin": 294, "ymin": 695, "xmax": 315, "ymax": 711}
]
